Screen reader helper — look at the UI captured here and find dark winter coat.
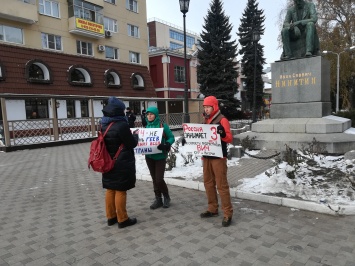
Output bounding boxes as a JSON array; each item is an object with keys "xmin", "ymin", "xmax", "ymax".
[
  {"xmin": 126, "ymin": 111, "xmax": 136, "ymax": 128},
  {"xmin": 101, "ymin": 106, "xmax": 138, "ymax": 191}
]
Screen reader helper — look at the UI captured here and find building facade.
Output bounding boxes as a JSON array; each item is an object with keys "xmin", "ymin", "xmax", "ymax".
[
  {"xmin": 147, "ymin": 18, "xmax": 201, "ymax": 103},
  {"xmin": 0, "ymin": 0, "xmax": 156, "ymax": 120}
]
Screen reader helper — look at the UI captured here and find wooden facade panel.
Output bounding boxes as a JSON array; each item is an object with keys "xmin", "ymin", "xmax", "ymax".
[{"xmin": 0, "ymin": 43, "xmax": 156, "ymax": 97}]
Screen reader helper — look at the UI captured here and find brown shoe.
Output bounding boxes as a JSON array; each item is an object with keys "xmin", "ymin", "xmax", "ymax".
[
  {"xmin": 200, "ymin": 211, "xmax": 218, "ymax": 218},
  {"xmin": 222, "ymin": 217, "xmax": 232, "ymax": 227}
]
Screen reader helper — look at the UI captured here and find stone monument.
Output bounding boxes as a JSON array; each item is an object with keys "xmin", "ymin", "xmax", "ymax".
[{"xmin": 237, "ymin": 0, "xmax": 355, "ymax": 154}]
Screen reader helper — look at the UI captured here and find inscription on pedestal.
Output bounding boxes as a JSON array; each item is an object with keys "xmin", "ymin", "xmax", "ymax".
[{"xmin": 271, "ymin": 57, "xmax": 331, "ymax": 118}]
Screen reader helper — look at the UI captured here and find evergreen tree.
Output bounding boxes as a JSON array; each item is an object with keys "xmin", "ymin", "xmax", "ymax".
[
  {"xmin": 197, "ymin": 0, "xmax": 239, "ymax": 118},
  {"xmin": 237, "ymin": 0, "xmax": 266, "ymax": 116}
]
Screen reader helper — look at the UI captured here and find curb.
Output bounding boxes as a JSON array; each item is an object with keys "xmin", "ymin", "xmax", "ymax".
[{"xmin": 137, "ymin": 175, "xmax": 355, "ymax": 216}]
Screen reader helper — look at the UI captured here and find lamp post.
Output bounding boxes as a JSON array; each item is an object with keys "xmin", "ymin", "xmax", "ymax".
[
  {"xmin": 179, "ymin": 0, "xmax": 190, "ymax": 123},
  {"xmin": 322, "ymin": 46, "xmax": 355, "ymax": 113},
  {"xmin": 252, "ymin": 31, "xmax": 260, "ymax": 123}
]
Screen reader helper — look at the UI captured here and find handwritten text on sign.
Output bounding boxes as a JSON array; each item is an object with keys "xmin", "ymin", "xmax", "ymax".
[
  {"xmin": 182, "ymin": 123, "xmax": 223, "ymax": 158},
  {"xmin": 130, "ymin": 128, "xmax": 163, "ymax": 154}
]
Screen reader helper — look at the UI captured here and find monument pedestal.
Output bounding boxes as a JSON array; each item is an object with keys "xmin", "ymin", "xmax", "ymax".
[{"xmin": 237, "ymin": 57, "xmax": 355, "ymax": 154}]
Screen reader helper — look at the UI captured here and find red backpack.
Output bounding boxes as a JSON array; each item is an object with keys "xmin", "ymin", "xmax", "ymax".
[{"xmin": 88, "ymin": 122, "xmax": 124, "ymax": 173}]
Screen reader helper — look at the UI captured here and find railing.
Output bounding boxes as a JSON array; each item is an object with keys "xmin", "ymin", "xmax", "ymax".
[
  {"xmin": 0, "ymin": 103, "xmax": 254, "ymax": 149},
  {"xmin": 0, "ymin": 112, "xmax": 203, "ymax": 148}
]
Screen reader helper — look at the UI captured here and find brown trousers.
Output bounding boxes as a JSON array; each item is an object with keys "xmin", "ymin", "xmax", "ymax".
[
  {"xmin": 203, "ymin": 158, "xmax": 233, "ymax": 218},
  {"xmin": 105, "ymin": 189, "xmax": 128, "ymax": 223}
]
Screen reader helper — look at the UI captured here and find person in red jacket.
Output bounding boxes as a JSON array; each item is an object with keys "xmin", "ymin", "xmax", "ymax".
[{"xmin": 200, "ymin": 96, "xmax": 233, "ymax": 227}]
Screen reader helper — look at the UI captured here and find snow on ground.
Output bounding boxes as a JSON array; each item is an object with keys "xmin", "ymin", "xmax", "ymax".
[{"xmin": 137, "ymin": 137, "xmax": 355, "ymax": 207}]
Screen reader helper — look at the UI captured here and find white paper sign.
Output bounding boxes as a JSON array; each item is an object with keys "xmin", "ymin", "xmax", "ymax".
[
  {"xmin": 130, "ymin": 128, "xmax": 164, "ymax": 154},
  {"xmin": 182, "ymin": 123, "xmax": 223, "ymax": 158}
]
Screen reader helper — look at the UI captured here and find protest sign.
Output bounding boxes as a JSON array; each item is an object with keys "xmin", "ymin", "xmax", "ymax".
[
  {"xmin": 131, "ymin": 128, "xmax": 163, "ymax": 154},
  {"xmin": 182, "ymin": 123, "xmax": 223, "ymax": 158}
]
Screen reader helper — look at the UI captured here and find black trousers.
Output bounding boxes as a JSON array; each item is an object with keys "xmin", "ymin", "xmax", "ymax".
[{"xmin": 145, "ymin": 157, "xmax": 169, "ymax": 197}]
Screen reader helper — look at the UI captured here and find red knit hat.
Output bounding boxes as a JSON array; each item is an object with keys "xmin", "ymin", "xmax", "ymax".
[{"xmin": 203, "ymin": 96, "xmax": 219, "ymax": 112}]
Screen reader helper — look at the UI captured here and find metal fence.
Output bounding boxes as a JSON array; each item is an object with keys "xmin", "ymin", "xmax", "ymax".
[{"xmin": 0, "ymin": 112, "xmax": 203, "ymax": 148}]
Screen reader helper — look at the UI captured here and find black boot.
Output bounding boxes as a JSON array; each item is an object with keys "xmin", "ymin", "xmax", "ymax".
[
  {"xmin": 163, "ymin": 195, "xmax": 170, "ymax": 208},
  {"xmin": 118, "ymin": 217, "xmax": 137, "ymax": 228},
  {"xmin": 150, "ymin": 197, "xmax": 163, "ymax": 209}
]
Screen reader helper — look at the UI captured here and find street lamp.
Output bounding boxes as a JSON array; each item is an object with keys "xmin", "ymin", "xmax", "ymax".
[
  {"xmin": 179, "ymin": 0, "xmax": 190, "ymax": 123},
  {"xmin": 252, "ymin": 31, "xmax": 260, "ymax": 123},
  {"xmin": 322, "ymin": 46, "xmax": 355, "ymax": 113}
]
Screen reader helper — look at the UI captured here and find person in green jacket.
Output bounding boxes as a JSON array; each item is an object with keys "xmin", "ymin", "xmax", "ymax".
[{"xmin": 145, "ymin": 106, "xmax": 175, "ymax": 209}]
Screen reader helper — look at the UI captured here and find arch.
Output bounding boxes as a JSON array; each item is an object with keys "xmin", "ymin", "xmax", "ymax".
[
  {"xmin": 104, "ymin": 69, "xmax": 122, "ymax": 88},
  {"xmin": 25, "ymin": 59, "xmax": 52, "ymax": 83},
  {"xmin": 67, "ymin": 65, "xmax": 92, "ymax": 86},
  {"xmin": 130, "ymin": 72, "xmax": 145, "ymax": 90}
]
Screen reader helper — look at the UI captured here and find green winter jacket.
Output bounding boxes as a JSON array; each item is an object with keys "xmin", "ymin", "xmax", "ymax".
[{"xmin": 145, "ymin": 106, "xmax": 175, "ymax": 160}]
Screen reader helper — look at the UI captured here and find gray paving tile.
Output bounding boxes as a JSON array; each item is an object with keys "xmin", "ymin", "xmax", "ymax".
[{"xmin": 0, "ymin": 143, "xmax": 354, "ymax": 266}]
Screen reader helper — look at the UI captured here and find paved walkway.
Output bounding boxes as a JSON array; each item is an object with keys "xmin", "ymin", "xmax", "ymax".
[{"xmin": 0, "ymin": 143, "xmax": 354, "ymax": 266}]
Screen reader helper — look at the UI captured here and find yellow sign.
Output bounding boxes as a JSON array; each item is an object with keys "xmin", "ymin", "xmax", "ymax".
[{"xmin": 76, "ymin": 18, "xmax": 104, "ymax": 34}]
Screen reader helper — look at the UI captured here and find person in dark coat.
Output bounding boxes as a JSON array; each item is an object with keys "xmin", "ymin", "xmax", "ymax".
[
  {"xmin": 101, "ymin": 97, "xmax": 139, "ymax": 228},
  {"xmin": 141, "ymin": 109, "xmax": 147, "ymax": 127},
  {"xmin": 125, "ymin": 107, "xmax": 136, "ymax": 128}
]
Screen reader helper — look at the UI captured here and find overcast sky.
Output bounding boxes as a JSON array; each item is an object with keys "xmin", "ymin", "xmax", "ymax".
[{"xmin": 146, "ymin": 0, "xmax": 287, "ymax": 66}]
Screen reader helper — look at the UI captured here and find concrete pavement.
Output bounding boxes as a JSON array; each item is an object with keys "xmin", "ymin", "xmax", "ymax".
[{"xmin": 0, "ymin": 143, "xmax": 355, "ymax": 266}]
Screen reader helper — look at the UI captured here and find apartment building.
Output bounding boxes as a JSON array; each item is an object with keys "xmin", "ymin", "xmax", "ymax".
[
  {"xmin": 0, "ymin": 0, "xmax": 155, "ymax": 120},
  {"xmin": 147, "ymin": 18, "xmax": 201, "ymax": 104}
]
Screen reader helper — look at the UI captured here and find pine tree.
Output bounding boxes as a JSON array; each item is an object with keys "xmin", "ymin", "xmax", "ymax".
[
  {"xmin": 237, "ymin": 0, "xmax": 266, "ymax": 116},
  {"xmin": 197, "ymin": 0, "xmax": 239, "ymax": 118}
]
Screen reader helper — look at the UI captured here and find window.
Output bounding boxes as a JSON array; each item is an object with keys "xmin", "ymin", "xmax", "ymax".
[
  {"xmin": 66, "ymin": 100, "xmax": 76, "ymax": 118},
  {"xmin": 25, "ymin": 99, "xmax": 49, "ymax": 119},
  {"xmin": 39, "ymin": 0, "xmax": 60, "ymax": 18},
  {"xmin": 186, "ymin": 36, "xmax": 195, "ymax": 48},
  {"xmin": 25, "ymin": 60, "xmax": 52, "ymax": 83},
  {"xmin": 129, "ymin": 51, "xmax": 140, "ymax": 63},
  {"xmin": 41, "ymin": 33, "xmax": 62, "ymax": 50},
  {"xmin": 0, "ymin": 25, "xmax": 23, "ymax": 44},
  {"xmin": 104, "ymin": 69, "xmax": 121, "ymax": 88},
  {"xmin": 0, "ymin": 61, "xmax": 5, "ymax": 81},
  {"xmin": 174, "ymin": 66, "xmax": 185, "ymax": 83},
  {"xmin": 76, "ymin": 40, "xmax": 93, "ymax": 56},
  {"xmin": 80, "ymin": 100, "xmax": 89, "ymax": 117},
  {"xmin": 131, "ymin": 73, "xmax": 145, "ymax": 89},
  {"xmin": 104, "ymin": 0, "xmax": 115, "ymax": 4},
  {"xmin": 71, "ymin": 69, "xmax": 85, "ymax": 82},
  {"xmin": 29, "ymin": 64, "xmax": 44, "ymax": 80},
  {"xmin": 69, "ymin": 0, "xmax": 103, "ymax": 24},
  {"xmin": 104, "ymin": 17, "xmax": 118, "ymax": 32},
  {"xmin": 105, "ymin": 46, "xmax": 119, "ymax": 60},
  {"xmin": 127, "ymin": 24, "xmax": 139, "ymax": 38},
  {"xmin": 170, "ymin": 42, "xmax": 183, "ymax": 50},
  {"xmin": 68, "ymin": 65, "xmax": 92, "ymax": 86},
  {"xmin": 169, "ymin": 30, "xmax": 195, "ymax": 48},
  {"xmin": 126, "ymin": 0, "xmax": 138, "ymax": 12}
]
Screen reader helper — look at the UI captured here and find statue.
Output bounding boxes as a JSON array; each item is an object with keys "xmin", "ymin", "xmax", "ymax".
[{"xmin": 281, "ymin": 0, "xmax": 320, "ymax": 60}]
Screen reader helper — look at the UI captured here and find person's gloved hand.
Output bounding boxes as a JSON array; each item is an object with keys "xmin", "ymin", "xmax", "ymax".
[
  {"xmin": 181, "ymin": 137, "xmax": 186, "ymax": 146},
  {"xmin": 132, "ymin": 129, "xmax": 139, "ymax": 141},
  {"xmin": 217, "ymin": 125, "xmax": 226, "ymax": 138},
  {"xmin": 157, "ymin": 142, "xmax": 171, "ymax": 151}
]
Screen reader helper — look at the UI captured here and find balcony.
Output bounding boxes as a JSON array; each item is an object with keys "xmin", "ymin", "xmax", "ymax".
[
  {"xmin": 0, "ymin": 0, "xmax": 38, "ymax": 24},
  {"xmin": 68, "ymin": 17, "xmax": 105, "ymax": 39},
  {"xmin": 68, "ymin": 4, "xmax": 105, "ymax": 39}
]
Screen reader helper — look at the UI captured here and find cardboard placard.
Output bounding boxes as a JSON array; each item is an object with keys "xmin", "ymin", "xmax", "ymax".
[
  {"xmin": 131, "ymin": 128, "xmax": 164, "ymax": 154},
  {"xmin": 182, "ymin": 123, "xmax": 223, "ymax": 158}
]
